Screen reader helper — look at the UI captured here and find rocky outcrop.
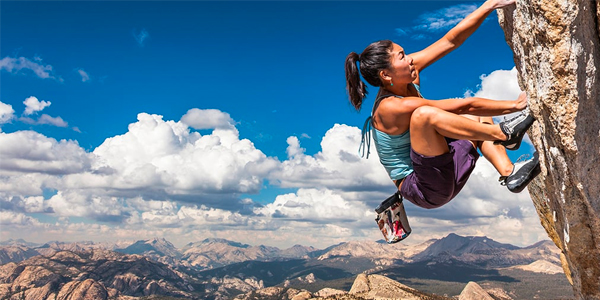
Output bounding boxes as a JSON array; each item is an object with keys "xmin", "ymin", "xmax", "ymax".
[
  {"xmin": 0, "ymin": 246, "xmax": 40, "ymax": 264},
  {"xmin": 233, "ymin": 286, "xmax": 309, "ymax": 300},
  {"xmin": 234, "ymin": 274, "xmax": 452, "ymax": 300},
  {"xmin": 498, "ymin": 1, "xmax": 600, "ymax": 299},
  {"xmin": 458, "ymin": 281, "xmax": 494, "ymax": 300},
  {"xmin": 181, "ymin": 238, "xmax": 316, "ymax": 270},
  {"xmin": 348, "ymin": 274, "xmax": 449, "ymax": 300},
  {"xmin": 0, "ymin": 249, "xmax": 195, "ymax": 299},
  {"xmin": 510, "ymin": 259, "xmax": 564, "ymax": 274}
]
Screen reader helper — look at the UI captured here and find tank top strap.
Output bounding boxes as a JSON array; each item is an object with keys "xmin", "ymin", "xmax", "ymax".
[
  {"xmin": 359, "ymin": 83, "xmax": 422, "ymax": 159},
  {"xmin": 359, "ymin": 116, "xmax": 373, "ymax": 158}
]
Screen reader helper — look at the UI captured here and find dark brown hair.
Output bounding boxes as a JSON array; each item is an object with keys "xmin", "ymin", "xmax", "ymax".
[{"xmin": 344, "ymin": 40, "xmax": 394, "ymax": 111}]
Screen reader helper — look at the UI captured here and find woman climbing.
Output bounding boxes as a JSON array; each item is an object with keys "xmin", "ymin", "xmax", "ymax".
[{"xmin": 345, "ymin": 0, "xmax": 541, "ymax": 210}]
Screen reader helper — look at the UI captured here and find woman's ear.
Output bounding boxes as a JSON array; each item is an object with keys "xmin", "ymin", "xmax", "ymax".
[{"xmin": 379, "ymin": 69, "xmax": 391, "ymax": 82}]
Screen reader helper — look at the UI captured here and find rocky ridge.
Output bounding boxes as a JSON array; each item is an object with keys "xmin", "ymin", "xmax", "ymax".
[
  {"xmin": 0, "ymin": 234, "xmax": 570, "ymax": 299},
  {"xmin": 234, "ymin": 274, "xmax": 504, "ymax": 300}
]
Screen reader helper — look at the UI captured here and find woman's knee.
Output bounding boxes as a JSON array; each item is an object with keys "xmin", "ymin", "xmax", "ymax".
[{"xmin": 411, "ymin": 106, "xmax": 440, "ymax": 127}]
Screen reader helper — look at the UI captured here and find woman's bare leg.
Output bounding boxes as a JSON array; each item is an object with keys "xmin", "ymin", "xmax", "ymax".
[
  {"xmin": 478, "ymin": 117, "xmax": 513, "ymax": 177},
  {"xmin": 409, "ymin": 106, "xmax": 505, "ymax": 157}
]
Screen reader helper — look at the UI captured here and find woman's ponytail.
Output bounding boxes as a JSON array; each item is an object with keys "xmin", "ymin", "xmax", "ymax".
[
  {"xmin": 345, "ymin": 40, "xmax": 393, "ymax": 112},
  {"xmin": 345, "ymin": 52, "xmax": 368, "ymax": 111}
]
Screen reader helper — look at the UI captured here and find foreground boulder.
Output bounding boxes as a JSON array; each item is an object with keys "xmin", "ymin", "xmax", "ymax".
[{"xmin": 498, "ymin": 1, "xmax": 600, "ymax": 299}]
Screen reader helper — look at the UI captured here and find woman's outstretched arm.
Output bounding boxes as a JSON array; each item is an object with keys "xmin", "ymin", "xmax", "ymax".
[
  {"xmin": 410, "ymin": 0, "xmax": 515, "ymax": 74},
  {"xmin": 382, "ymin": 91, "xmax": 528, "ymax": 118}
]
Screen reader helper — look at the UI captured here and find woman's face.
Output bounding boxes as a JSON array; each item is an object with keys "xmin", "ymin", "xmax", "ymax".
[{"xmin": 386, "ymin": 43, "xmax": 417, "ymax": 84}]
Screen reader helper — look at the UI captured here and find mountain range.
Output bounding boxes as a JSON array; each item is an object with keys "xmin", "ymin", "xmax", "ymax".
[{"xmin": 0, "ymin": 234, "xmax": 574, "ymax": 300}]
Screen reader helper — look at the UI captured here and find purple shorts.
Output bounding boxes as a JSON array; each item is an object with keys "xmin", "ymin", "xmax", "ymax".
[{"xmin": 399, "ymin": 139, "xmax": 479, "ymax": 209}]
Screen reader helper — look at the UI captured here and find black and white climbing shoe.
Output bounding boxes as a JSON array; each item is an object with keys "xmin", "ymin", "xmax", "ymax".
[
  {"xmin": 500, "ymin": 151, "xmax": 541, "ymax": 193},
  {"xmin": 494, "ymin": 111, "xmax": 535, "ymax": 150}
]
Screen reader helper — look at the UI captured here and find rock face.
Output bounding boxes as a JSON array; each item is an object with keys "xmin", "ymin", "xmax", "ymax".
[{"xmin": 498, "ymin": 1, "xmax": 600, "ymax": 299}]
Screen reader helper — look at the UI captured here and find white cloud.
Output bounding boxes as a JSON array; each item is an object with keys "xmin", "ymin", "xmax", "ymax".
[
  {"xmin": 416, "ymin": 4, "xmax": 478, "ymax": 32},
  {"xmin": 180, "ymin": 108, "xmax": 235, "ymax": 130},
  {"xmin": 255, "ymin": 188, "xmax": 370, "ymax": 223},
  {"xmin": 0, "ymin": 101, "xmax": 15, "ymax": 125},
  {"xmin": 46, "ymin": 191, "xmax": 129, "ymax": 222},
  {"xmin": 0, "ymin": 56, "xmax": 62, "ymax": 82},
  {"xmin": 76, "ymin": 68, "xmax": 90, "ymax": 82},
  {"xmin": 0, "ymin": 130, "xmax": 92, "ymax": 175},
  {"xmin": 0, "ymin": 195, "xmax": 51, "ymax": 214},
  {"xmin": 0, "ymin": 211, "xmax": 42, "ymax": 226},
  {"xmin": 37, "ymin": 114, "xmax": 68, "ymax": 127},
  {"xmin": 270, "ymin": 124, "xmax": 390, "ymax": 190},
  {"xmin": 134, "ymin": 29, "xmax": 150, "ymax": 46},
  {"xmin": 72, "ymin": 112, "xmax": 278, "ymax": 197},
  {"xmin": 1, "ymin": 109, "xmax": 277, "ymax": 209},
  {"xmin": 23, "ymin": 96, "xmax": 51, "ymax": 115},
  {"xmin": 286, "ymin": 136, "xmax": 305, "ymax": 158},
  {"xmin": 396, "ymin": 3, "xmax": 478, "ymax": 39},
  {"xmin": 0, "ymin": 174, "xmax": 50, "ymax": 196},
  {"xmin": 465, "ymin": 67, "xmax": 521, "ymax": 100}
]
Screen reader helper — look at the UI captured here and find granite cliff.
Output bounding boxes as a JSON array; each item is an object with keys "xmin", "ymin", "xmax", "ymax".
[{"xmin": 498, "ymin": 1, "xmax": 600, "ymax": 299}]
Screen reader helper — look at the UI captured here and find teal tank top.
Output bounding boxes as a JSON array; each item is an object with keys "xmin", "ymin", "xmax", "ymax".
[{"xmin": 359, "ymin": 84, "xmax": 423, "ymax": 180}]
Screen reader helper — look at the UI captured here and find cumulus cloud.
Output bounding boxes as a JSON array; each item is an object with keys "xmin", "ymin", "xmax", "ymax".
[
  {"xmin": 23, "ymin": 96, "xmax": 51, "ymax": 115},
  {"xmin": 270, "ymin": 124, "xmax": 390, "ymax": 191},
  {"xmin": 465, "ymin": 67, "xmax": 521, "ymax": 100},
  {"xmin": 74, "ymin": 112, "xmax": 278, "ymax": 199},
  {"xmin": 286, "ymin": 136, "xmax": 305, "ymax": 158},
  {"xmin": 180, "ymin": 108, "xmax": 235, "ymax": 130},
  {"xmin": 396, "ymin": 3, "xmax": 478, "ymax": 39},
  {"xmin": 0, "ymin": 56, "xmax": 62, "ymax": 82},
  {"xmin": 0, "ymin": 130, "xmax": 92, "ymax": 175},
  {"xmin": 255, "ymin": 188, "xmax": 371, "ymax": 223},
  {"xmin": 0, "ymin": 101, "xmax": 15, "ymax": 125},
  {"xmin": 46, "ymin": 191, "xmax": 129, "ymax": 223},
  {"xmin": 0, "ymin": 195, "xmax": 53, "ymax": 214},
  {"xmin": 0, "ymin": 109, "xmax": 278, "ymax": 213},
  {"xmin": 0, "ymin": 211, "xmax": 42, "ymax": 226}
]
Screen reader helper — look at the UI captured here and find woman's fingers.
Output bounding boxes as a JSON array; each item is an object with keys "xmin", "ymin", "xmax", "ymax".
[{"xmin": 490, "ymin": 0, "xmax": 516, "ymax": 9}]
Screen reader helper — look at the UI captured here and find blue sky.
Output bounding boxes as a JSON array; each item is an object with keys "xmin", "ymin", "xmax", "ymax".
[{"xmin": 0, "ymin": 1, "xmax": 546, "ymax": 248}]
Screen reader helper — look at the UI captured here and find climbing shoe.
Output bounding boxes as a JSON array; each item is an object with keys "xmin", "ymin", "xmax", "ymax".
[
  {"xmin": 494, "ymin": 111, "xmax": 535, "ymax": 150},
  {"xmin": 500, "ymin": 151, "xmax": 541, "ymax": 193}
]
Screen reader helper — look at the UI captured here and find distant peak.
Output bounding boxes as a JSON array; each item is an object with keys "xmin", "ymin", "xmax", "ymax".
[{"xmin": 200, "ymin": 238, "xmax": 250, "ymax": 248}]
